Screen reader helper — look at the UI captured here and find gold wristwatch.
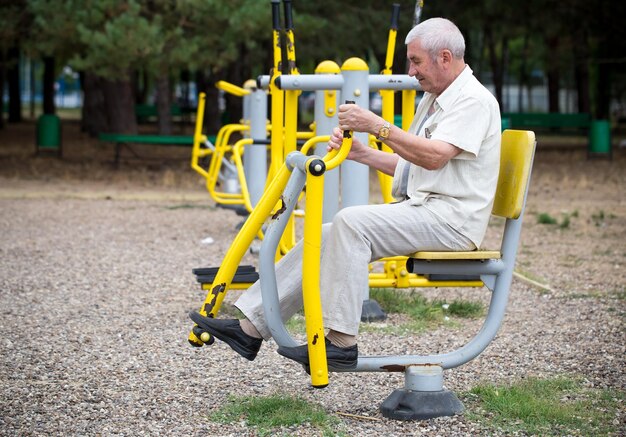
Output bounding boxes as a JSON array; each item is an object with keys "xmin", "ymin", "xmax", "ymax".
[{"xmin": 377, "ymin": 120, "xmax": 391, "ymax": 141}]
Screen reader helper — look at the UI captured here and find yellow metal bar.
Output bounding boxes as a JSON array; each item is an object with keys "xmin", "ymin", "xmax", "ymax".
[
  {"xmin": 376, "ymin": 15, "xmax": 399, "ymax": 204},
  {"xmin": 202, "ymin": 283, "xmax": 252, "ymax": 291},
  {"xmin": 282, "ymin": 89, "xmax": 298, "ymax": 252},
  {"xmin": 300, "ymin": 135, "xmax": 330, "ymax": 156},
  {"xmin": 302, "ymin": 160, "xmax": 328, "ymax": 388},
  {"xmin": 231, "ymin": 138, "xmax": 255, "ymax": 213},
  {"xmin": 378, "ymin": 88, "xmax": 395, "ymax": 203},
  {"xmin": 188, "ymin": 163, "xmax": 292, "ymax": 346},
  {"xmin": 191, "ymin": 92, "xmax": 210, "ymax": 179},
  {"xmin": 368, "ymin": 277, "xmax": 484, "ymax": 288},
  {"xmin": 216, "ymin": 80, "xmax": 251, "ymax": 97},
  {"xmin": 205, "ymin": 124, "xmax": 249, "ymax": 205},
  {"xmin": 268, "ymin": 27, "xmax": 284, "ymax": 185},
  {"xmin": 402, "ymin": 90, "xmax": 416, "ymax": 130},
  {"xmin": 280, "ymin": 24, "xmax": 300, "ymax": 255},
  {"xmin": 324, "ymin": 131, "xmax": 352, "ymax": 171},
  {"xmin": 297, "ymin": 130, "xmax": 314, "ymax": 140}
]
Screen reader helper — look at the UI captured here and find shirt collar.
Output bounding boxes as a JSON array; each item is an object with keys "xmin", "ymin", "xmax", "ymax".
[{"xmin": 434, "ymin": 65, "xmax": 473, "ymax": 112}]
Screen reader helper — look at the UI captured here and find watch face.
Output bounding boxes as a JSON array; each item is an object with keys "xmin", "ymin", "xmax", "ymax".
[{"xmin": 380, "ymin": 127, "xmax": 390, "ymax": 138}]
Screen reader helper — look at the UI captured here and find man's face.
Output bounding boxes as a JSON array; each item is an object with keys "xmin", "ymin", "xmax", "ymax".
[{"xmin": 407, "ymin": 39, "xmax": 443, "ymax": 94}]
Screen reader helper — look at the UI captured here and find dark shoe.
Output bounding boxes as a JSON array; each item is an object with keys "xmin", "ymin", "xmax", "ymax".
[
  {"xmin": 189, "ymin": 312, "xmax": 262, "ymax": 361},
  {"xmin": 277, "ymin": 338, "xmax": 358, "ymax": 370}
]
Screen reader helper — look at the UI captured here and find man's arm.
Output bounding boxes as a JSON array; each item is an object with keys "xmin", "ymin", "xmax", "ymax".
[{"xmin": 338, "ymin": 104, "xmax": 462, "ymax": 171}]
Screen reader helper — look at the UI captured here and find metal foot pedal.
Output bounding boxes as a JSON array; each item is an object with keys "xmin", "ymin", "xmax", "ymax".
[{"xmin": 192, "ymin": 265, "xmax": 259, "ymax": 284}]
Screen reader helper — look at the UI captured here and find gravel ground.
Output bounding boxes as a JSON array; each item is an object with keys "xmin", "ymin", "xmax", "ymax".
[{"xmin": 0, "ymin": 123, "xmax": 624, "ymax": 435}]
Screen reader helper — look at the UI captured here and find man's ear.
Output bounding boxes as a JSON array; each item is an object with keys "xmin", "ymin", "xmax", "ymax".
[{"xmin": 440, "ymin": 49, "xmax": 453, "ymax": 66}]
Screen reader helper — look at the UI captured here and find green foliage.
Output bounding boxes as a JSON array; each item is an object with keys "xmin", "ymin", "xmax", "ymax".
[
  {"xmin": 210, "ymin": 394, "xmax": 340, "ymax": 436},
  {"xmin": 26, "ymin": 0, "xmax": 271, "ymax": 80},
  {"xmin": 465, "ymin": 376, "xmax": 625, "ymax": 436},
  {"xmin": 0, "ymin": 1, "xmax": 29, "ymax": 53}
]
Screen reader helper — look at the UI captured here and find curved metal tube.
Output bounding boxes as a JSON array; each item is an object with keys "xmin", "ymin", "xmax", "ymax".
[{"xmin": 259, "ymin": 153, "xmax": 311, "ymax": 347}]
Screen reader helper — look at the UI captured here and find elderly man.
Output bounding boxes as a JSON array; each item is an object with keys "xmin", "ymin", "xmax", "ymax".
[{"xmin": 190, "ymin": 17, "xmax": 501, "ymax": 370}]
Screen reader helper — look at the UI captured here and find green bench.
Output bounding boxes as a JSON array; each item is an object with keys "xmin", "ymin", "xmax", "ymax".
[
  {"xmin": 98, "ymin": 133, "xmax": 195, "ymax": 165},
  {"xmin": 502, "ymin": 112, "xmax": 591, "ymax": 134}
]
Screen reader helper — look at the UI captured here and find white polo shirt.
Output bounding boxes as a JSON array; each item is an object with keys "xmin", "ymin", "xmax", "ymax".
[{"xmin": 391, "ymin": 66, "xmax": 501, "ymax": 248}]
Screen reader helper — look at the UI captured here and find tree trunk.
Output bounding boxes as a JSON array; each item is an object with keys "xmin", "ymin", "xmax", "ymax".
[
  {"xmin": 155, "ymin": 73, "xmax": 172, "ymax": 135},
  {"xmin": 7, "ymin": 45, "xmax": 22, "ymax": 123},
  {"xmin": 133, "ymin": 69, "xmax": 149, "ymax": 104},
  {"xmin": 43, "ymin": 56, "xmax": 56, "ymax": 115},
  {"xmin": 595, "ymin": 62, "xmax": 611, "ymax": 119},
  {"xmin": 102, "ymin": 78, "xmax": 137, "ymax": 134},
  {"xmin": 546, "ymin": 36, "xmax": 560, "ymax": 113},
  {"xmin": 485, "ymin": 26, "xmax": 505, "ymax": 112},
  {"xmin": 0, "ymin": 53, "xmax": 5, "ymax": 129},
  {"xmin": 518, "ymin": 34, "xmax": 530, "ymax": 112},
  {"xmin": 195, "ymin": 69, "xmax": 221, "ymax": 135},
  {"xmin": 81, "ymin": 72, "xmax": 109, "ymax": 135},
  {"xmin": 574, "ymin": 56, "xmax": 590, "ymax": 114}
]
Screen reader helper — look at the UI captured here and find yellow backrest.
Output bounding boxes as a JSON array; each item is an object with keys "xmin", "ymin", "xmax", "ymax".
[{"xmin": 491, "ymin": 130, "xmax": 536, "ymax": 219}]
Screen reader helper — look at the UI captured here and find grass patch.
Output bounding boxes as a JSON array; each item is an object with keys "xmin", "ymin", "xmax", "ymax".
[
  {"xmin": 537, "ymin": 212, "xmax": 558, "ymax": 225},
  {"xmin": 464, "ymin": 376, "xmax": 625, "ymax": 436},
  {"xmin": 209, "ymin": 394, "xmax": 341, "ymax": 436},
  {"xmin": 285, "ymin": 313, "xmax": 306, "ymax": 334},
  {"xmin": 284, "ymin": 290, "xmax": 483, "ymax": 336},
  {"xmin": 370, "ymin": 288, "xmax": 483, "ymax": 323},
  {"xmin": 537, "ymin": 211, "xmax": 577, "ymax": 228}
]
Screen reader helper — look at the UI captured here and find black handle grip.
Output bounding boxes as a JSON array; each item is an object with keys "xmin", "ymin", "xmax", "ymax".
[
  {"xmin": 283, "ymin": 0, "xmax": 293, "ymax": 30},
  {"xmin": 272, "ymin": 0, "xmax": 281, "ymax": 30},
  {"xmin": 390, "ymin": 3, "xmax": 401, "ymax": 30},
  {"xmin": 343, "ymin": 100, "xmax": 355, "ymax": 138}
]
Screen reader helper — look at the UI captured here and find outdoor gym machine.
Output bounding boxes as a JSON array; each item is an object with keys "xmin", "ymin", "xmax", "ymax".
[{"xmin": 189, "ymin": 0, "xmax": 538, "ymax": 422}]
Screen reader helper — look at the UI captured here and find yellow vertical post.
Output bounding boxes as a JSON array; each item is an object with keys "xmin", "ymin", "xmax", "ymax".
[
  {"xmin": 300, "ymin": 130, "xmax": 353, "ymax": 385},
  {"xmin": 268, "ymin": 1, "xmax": 284, "ymax": 187},
  {"xmin": 402, "ymin": 89, "xmax": 416, "ymax": 131},
  {"xmin": 377, "ymin": 4, "xmax": 401, "ymax": 204},
  {"xmin": 190, "ymin": 92, "xmax": 209, "ymax": 179},
  {"xmin": 280, "ymin": 0, "xmax": 299, "ymax": 254},
  {"xmin": 302, "ymin": 159, "xmax": 328, "ymax": 388}
]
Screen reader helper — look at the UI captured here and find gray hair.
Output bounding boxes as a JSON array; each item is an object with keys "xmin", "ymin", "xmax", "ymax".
[{"xmin": 405, "ymin": 17, "xmax": 465, "ymax": 60}]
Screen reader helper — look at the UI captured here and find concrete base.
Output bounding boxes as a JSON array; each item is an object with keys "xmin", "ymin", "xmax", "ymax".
[{"xmin": 380, "ymin": 389, "xmax": 464, "ymax": 421}]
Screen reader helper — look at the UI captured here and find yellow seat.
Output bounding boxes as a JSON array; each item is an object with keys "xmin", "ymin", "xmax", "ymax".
[
  {"xmin": 411, "ymin": 250, "xmax": 501, "ymax": 260},
  {"xmin": 409, "ymin": 129, "xmax": 535, "ymax": 264}
]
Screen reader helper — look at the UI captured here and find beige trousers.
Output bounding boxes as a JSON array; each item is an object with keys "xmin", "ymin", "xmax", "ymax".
[{"xmin": 235, "ymin": 201, "xmax": 474, "ymax": 339}]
